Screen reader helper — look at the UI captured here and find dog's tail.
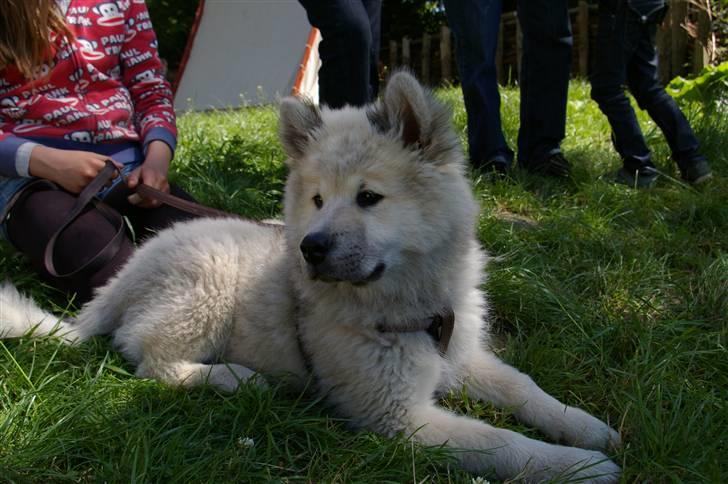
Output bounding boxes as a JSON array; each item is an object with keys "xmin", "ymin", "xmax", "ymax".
[{"xmin": 0, "ymin": 281, "xmax": 101, "ymax": 344}]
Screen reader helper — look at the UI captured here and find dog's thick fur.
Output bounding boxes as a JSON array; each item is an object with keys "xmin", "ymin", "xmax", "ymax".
[{"xmin": 0, "ymin": 72, "xmax": 620, "ymax": 482}]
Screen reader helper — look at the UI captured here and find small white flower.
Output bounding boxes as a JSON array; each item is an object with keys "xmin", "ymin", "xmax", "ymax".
[
  {"xmin": 471, "ymin": 478, "xmax": 490, "ymax": 484},
  {"xmin": 237, "ymin": 436, "xmax": 255, "ymax": 448}
]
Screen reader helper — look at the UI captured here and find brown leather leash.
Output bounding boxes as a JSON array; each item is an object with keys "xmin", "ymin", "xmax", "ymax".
[
  {"xmin": 133, "ymin": 178, "xmax": 239, "ymax": 220},
  {"xmin": 43, "ymin": 159, "xmax": 241, "ymax": 278},
  {"xmin": 43, "ymin": 161, "xmax": 125, "ymax": 278}
]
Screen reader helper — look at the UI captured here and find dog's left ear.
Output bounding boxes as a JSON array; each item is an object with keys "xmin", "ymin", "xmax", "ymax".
[
  {"xmin": 279, "ymin": 97, "xmax": 322, "ymax": 161},
  {"xmin": 372, "ymin": 70, "xmax": 459, "ymax": 164}
]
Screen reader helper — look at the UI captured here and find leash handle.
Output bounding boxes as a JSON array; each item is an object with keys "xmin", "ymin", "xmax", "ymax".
[
  {"xmin": 44, "ymin": 158, "xmax": 248, "ymax": 279},
  {"xmin": 44, "ymin": 160, "xmax": 125, "ymax": 278}
]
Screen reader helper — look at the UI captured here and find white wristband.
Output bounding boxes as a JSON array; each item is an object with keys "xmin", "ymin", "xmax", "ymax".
[{"xmin": 15, "ymin": 142, "xmax": 39, "ymax": 178}]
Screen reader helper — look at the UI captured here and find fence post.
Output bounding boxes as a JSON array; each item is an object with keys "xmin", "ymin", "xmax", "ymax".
[
  {"xmin": 578, "ymin": 0, "xmax": 589, "ymax": 77},
  {"xmin": 402, "ymin": 36, "xmax": 411, "ymax": 68},
  {"xmin": 670, "ymin": 0, "xmax": 688, "ymax": 77},
  {"xmin": 422, "ymin": 32, "xmax": 431, "ymax": 84},
  {"xmin": 692, "ymin": 0, "xmax": 711, "ymax": 73},
  {"xmin": 440, "ymin": 26, "xmax": 452, "ymax": 83},
  {"xmin": 389, "ymin": 39, "xmax": 398, "ymax": 72}
]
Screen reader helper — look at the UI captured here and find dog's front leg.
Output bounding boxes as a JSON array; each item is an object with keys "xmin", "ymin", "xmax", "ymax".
[
  {"xmin": 135, "ymin": 360, "xmax": 267, "ymax": 392},
  {"xmin": 407, "ymin": 404, "xmax": 620, "ymax": 482},
  {"xmin": 461, "ymin": 349, "xmax": 621, "ymax": 452}
]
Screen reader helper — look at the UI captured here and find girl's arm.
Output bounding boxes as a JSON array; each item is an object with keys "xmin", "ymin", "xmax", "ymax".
[
  {"xmin": 27, "ymin": 145, "xmax": 121, "ymax": 194},
  {"xmin": 120, "ymin": 0, "xmax": 177, "ymax": 159},
  {"xmin": 2, "ymin": 126, "xmax": 122, "ymax": 192},
  {"xmin": 120, "ymin": 1, "xmax": 178, "ymax": 205}
]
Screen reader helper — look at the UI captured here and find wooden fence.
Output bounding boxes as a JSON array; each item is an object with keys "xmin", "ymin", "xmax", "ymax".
[{"xmin": 384, "ymin": 0, "xmax": 716, "ymax": 86}]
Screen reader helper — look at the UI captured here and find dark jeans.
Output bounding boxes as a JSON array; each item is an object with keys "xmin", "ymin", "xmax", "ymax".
[
  {"xmin": 443, "ymin": 0, "xmax": 513, "ymax": 166},
  {"xmin": 298, "ymin": 0, "xmax": 381, "ymax": 109},
  {"xmin": 517, "ymin": 0, "xmax": 573, "ymax": 166},
  {"xmin": 444, "ymin": 0, "xmax": 571, "ymax": 167},
  {"xmin": 590, "ymin": 0, "xmax": 704, "ymax": 172}
]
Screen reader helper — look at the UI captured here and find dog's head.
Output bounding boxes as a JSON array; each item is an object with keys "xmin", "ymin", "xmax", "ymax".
[{"xmin": 279, "ymin": 71, "xmax": 478, "ymax": 288}]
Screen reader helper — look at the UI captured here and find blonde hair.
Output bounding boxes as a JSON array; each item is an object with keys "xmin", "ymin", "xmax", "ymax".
[{"xmin": 0, "ymin": 0, "xmax": 74, "ymax": 79}]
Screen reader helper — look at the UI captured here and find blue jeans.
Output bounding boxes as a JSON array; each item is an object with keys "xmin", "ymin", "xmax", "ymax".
[
  {"xmin": 517, "ymin": 0, "xmax": 573, "ymax": 166},
  {"xmin": 0, "ymin": 140, "xmax": 143, "ymax": 240},
  {"xmin": 298, "ymin": 0, "xmax": 381, "ymax": 109},
  {"xmin": 590, "ymin": 0, "xmax": 704, "ymax": 173},
  {"xmin": 443, "ymin": 0, "xmax": 513, "ymax": 166},
  {"xmin": 444, "ymin": 0, "xmax": 572, "ymax": 167}
]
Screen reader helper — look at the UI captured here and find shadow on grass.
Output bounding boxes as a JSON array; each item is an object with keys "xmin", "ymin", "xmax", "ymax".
[{"xmin": 0, "ymin": 336, "xmax": 464, "ymax": 482}]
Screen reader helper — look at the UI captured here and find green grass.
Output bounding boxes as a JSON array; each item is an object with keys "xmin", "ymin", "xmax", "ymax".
[{"xmin": 1, "ymin": 81, "xmax": 727, "ymax": 482}]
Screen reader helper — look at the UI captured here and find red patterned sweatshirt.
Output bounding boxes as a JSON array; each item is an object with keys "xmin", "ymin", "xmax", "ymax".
[{"xmin": 0, "ymin": 0, "xmax": 176, "ymax": 178}]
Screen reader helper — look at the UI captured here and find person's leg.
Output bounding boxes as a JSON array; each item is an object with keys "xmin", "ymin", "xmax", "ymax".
[
  {"xmin": 101, "ymin": 183, "xmax": 199, "ymax": 242},
  {"xmin": 626, "ymin": 20, "xmax": 710, "ymax": 182},
  {"xmin": 6, "ymin": 189, "xmax": 135, "ymax": 303},
  {"xmin": 590, "ymin": 0, "xmax": 655, "ymax": 175},
  {"xmin": 517, "ymin": 0, "xmax": 572, "ymax": 172},
  {"xmin": 443, "ymin": 0, "xmax": 513, "ymax": 171},
  {"xmin": 299, "ymin": 0, "xmax": 376, "ymax": 108}
]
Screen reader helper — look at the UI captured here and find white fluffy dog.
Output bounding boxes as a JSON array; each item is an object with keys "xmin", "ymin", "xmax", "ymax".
[{"xmin": 1, "ymin": 71, "xmax": 620, "ymax": 482}]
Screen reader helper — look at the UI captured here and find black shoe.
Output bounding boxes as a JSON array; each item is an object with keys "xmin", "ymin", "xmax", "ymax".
[
  {"xmin": 681, "ymin": 160, "xmax": 712, "ymax": 185},
  {"xmin": 524, "ymin": 153, "xmax": 571, "ymax": 178},
  {"xmin": 613, "ymin": 165, "xmax": 658, "ymax": 188},
  {"xmin": 475, "ymin": 157, "xmax": 511, "ymax": 177}
]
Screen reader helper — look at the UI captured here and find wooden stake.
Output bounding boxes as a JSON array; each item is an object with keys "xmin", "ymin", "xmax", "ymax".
[
  {"xmin": 389, "ymin": 39, "xmax": 398, "ymax": 72},
  {"xmin": 402, "ymin": 36, "xmax": 411, "ymax": 67},
  {"xmin": 670, "ymin": 0, "xmax": 688, "ymax": 77},
  {"xmin": 422, "ymin": 32, "xmax": 431, "ymax": 84},
  {"xmin": 578, "ymin": 0, "xmax": 589, "ymax": 77},
  {"xmin": 440, "ymin": 26, "xmax": 452, "ymax": 83}
]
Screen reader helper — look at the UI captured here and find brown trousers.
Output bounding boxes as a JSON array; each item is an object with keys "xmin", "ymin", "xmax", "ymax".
[{"xmin": 6, "ymin": 183, "xmax": 198, "ymax": 303}]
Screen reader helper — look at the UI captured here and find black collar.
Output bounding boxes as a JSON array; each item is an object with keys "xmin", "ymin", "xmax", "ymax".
[{"xmin": 376, "ymin": 307, "xmax": 455, "ymax": 354}]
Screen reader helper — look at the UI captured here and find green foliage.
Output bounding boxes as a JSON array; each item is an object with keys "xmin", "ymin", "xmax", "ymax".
[
  {"xmin": 711, "ymin": 0, "xmax": 728, "ymax": 63},
  {"xmin": 146, "ymin": 0, "xmax": 200, "ymax": 77},
  {"xmin": 667, "ymin": 61, "xmax": 728, "ymax": 111},
  {"xmin": 380, "ymin": 0, "xmax": 447, "ymax": 42}
]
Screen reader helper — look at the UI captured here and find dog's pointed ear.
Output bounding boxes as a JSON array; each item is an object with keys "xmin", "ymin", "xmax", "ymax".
[
  {"xmin": 279, "ymin": 97, "xmax": 322, "ymax": 160},
  {"xmin": 374, "ymin": 70, "xmax": 459, "ymax": 164},
  {"xmin": 380, "ymin": 71, "xmax": 430, "ymax": 147}
]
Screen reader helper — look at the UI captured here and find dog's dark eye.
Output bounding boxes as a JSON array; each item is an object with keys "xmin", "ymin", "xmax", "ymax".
[
  {"xmin": 312, "ymin": 194, "xmax": 323, "ymax": 209},
  {"xmin": 356, "ymin": 190, "xmax": 383, "ymax": 208}
]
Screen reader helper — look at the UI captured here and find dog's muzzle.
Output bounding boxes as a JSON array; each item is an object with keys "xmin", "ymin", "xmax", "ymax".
[{"xmin": 300, "ymin": 233, "xmax": 386, "ymax": 284}]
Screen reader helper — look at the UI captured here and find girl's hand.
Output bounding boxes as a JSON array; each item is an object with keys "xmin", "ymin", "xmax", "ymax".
[
  {"xmin": 125, "ymin": 140, "xmax": 172, "ymax": 208},
  {"xmin": 28, "ymin": 145, "xmax": 121, "ymax": 194}
]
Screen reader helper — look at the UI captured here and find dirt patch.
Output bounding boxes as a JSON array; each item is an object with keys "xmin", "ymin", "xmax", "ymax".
[{"xmin": 493, "ymin": 208, "xmax": 539, "ymax": 229}]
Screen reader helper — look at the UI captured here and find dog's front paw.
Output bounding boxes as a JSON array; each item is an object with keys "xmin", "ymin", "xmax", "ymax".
[
  {"xmin": 555, "ymin": 406, "xmax": 621, "ymax": 452},
  {"xmin": 532, "ymin": 446, "xmax": 620, "ymax": 483},
  {"xmin": 209, "ymin": 364, "xmax": 268, "ymax": 392}
]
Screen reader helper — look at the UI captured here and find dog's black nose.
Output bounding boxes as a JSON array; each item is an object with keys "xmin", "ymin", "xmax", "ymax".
[{"xmin": 300, "ymin": 232, "xmax": 332, "ymax": 265}]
